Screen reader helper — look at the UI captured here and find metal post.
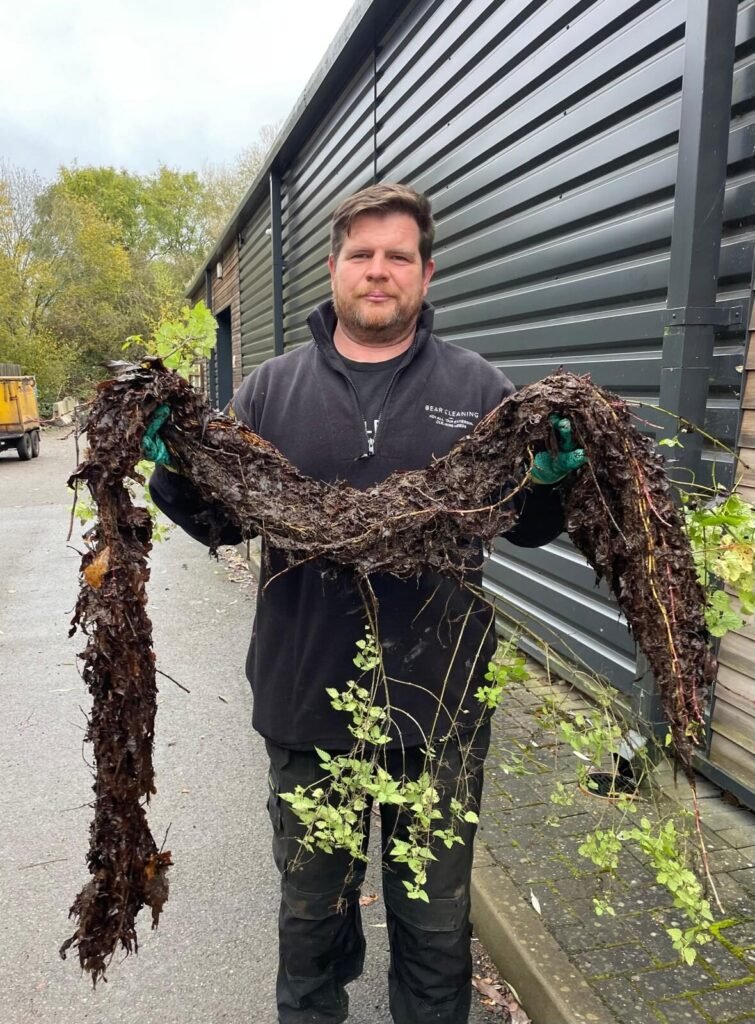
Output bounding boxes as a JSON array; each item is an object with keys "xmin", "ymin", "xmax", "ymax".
[
  {"xmin": 269, "ymin": 170, "xmax": 285, "ymax": 357},
  {"xmin": 635, "ymin": 0, "xmax": 739, "ymax": 734},
  {"xmin": 658, "ymin": 0, "xmax": 739, "ymax": 476}
]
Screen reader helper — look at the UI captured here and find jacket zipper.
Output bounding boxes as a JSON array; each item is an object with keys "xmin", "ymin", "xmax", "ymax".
[
  {"xmin": 370, "ymin": 366, "xmax": 406, "ymax": 454},
  {"xmin": 336, "ymin": 364, "xmax": 408, "ymax": 458},
  {"xmin": 336, "ymin": 372, "xmax": 372, "ymax": 457}
]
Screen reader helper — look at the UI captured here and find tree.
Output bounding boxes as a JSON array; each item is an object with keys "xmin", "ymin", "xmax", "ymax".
[
  {"xmin": 140, "ymin": 166, "xmax": 215, "ymax": 283},
  {"xmin": 0, "ymin": 166, "xmax": 78, "ymax": 410},
  {"xmin": 0, "ymin": 125, "xmax": 279, "ymax": 411},
  {"xmin": 0, "ymin": 185, "xmax": 139, "ymax": 406},
  {"xmin": 56, "ymin": 164, "xmax": 211, "ymax": 282},
  {"xmin": 58, "ymin": 165, "xmax": 147, "ymax": 252},
  {"xmin": 201, "ymin": 122, "xmax": 279, "ymax": 240},
  {"xmin": 0, "ymin": 161, "xmax": 44, "ymax": 274}
]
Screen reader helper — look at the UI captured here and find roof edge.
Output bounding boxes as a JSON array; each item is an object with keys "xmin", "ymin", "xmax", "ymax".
[{"xmin": 187, "ymin": 0, "xmax": 405, "ymax": 298}]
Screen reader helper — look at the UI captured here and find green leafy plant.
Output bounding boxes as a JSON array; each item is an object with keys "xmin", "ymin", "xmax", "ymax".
[
  {"xmin": 475, "ymin": 637, "xmax": 528, "ymax": 709},
  {"xmin": 73, "ymin": 304, "xmax": 217, "ymax": 539},
  {"xmin": 575, "ymin": 816, "xmax": 715, "ymax": 965},
  {"xmin": 279, "ymin": 612, "xmax": 728, "ymax": 964},
  {"xmin": 123, "ymin": 300, "xmax": 217, "ymax": 380},
  {"xmin": 535, "ymin": 676, "xmax": 718, "ymax": 965},
  {"xmin": 623, "ymin": 816, "xmax": 714, "ymax": 964},
  {"xmin": 281, "ymin": 628, "xmax": 488, "ymax": 902},
  {"xmin": 683, "ymin": 491, "xmax": 755, "ymax": 636}
]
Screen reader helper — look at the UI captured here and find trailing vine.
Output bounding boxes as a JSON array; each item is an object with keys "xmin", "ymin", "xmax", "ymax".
[
  {"xmin": 531, "ymin": 676, "xmax": 719, "ymax": 965},
  {"xmin": 281, "ymin": 627, "xmax": 484, "ymax": 902}
]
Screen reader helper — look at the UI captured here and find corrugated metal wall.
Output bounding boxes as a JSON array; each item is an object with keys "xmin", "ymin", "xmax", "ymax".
[
  {"xmin": 370, "ymin": 0, "xmax": 755, "ymax": 697},
  {"xmin": 280, "ymin": 55, "xmax": 376, "ymax": 349},
  {"xmin": 239, "ymin": 201, "xmax": 275, "ymax": 376},
  {"xmin": 203, "ymin": 0, "xmax": 754, "ymax": 792}
]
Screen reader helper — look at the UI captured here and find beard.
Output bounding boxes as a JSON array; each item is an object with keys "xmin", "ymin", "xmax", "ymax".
[{"xmin": 332, "ymin": 281, "xmax": 424, "ymax": 346}]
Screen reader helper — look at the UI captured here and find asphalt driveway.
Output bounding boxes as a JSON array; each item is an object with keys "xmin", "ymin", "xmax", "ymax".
[{"xmin": 0, "ymin": 427, "xmax": 495, "ymax": 1024}]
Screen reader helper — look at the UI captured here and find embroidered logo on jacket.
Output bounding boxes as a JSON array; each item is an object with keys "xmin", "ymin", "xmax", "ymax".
[{"xmin": 424, "ymin": 405, "xmax": 480, "ymax": 430}]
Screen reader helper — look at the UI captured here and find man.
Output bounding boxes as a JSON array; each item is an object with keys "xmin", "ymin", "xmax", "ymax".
[{"xmin": 150, "ymin": 183, "xmax": 580, "ymax": 1023}]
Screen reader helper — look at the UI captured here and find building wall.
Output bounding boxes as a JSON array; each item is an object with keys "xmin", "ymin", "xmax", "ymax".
[
  {"xmin": 239, "ymin": 202, "xmax": 275, "ymax": 376},
  {"xmin": 188, "ymin": 0, "xmax": 755, "ymax": 800},
  {"xmin": 188, "ymin": 235, "xmax": 242, "ymax": 400},
  {"xmin": 281, "ymin": 54, "xmax": 375, "ymax": 348},
  {"xmin": 211, "ymin": 237, "xmax": 242, "ymax": 391},
  {"xmin": 711, "ymin": 297, "xmax": 755, "ymax": 795}
]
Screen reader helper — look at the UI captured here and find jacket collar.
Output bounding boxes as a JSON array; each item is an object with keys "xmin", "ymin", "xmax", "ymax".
[{"xmin": 307, "ymin": 299, "xmax": 435, "ymax": 367}]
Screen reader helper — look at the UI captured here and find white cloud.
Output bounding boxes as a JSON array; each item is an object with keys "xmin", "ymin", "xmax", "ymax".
[{"xmin": 0, "ymin": 0, "xmax": 355, "ymax": 178}]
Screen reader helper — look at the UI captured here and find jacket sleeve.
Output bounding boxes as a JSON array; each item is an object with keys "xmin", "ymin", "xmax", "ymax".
[
  {"xmin": 483, "ymin": 368, "xmax": 565, "ymax": 549},
  {"xmin": 149, "ymin": 465, "xmax": 244, "ymax": 548},
  {"xmin": 148, "ymin": 370, "xmax": 261, "ymax": 548},
  {"xmin": 501, "ymin": 481, "xmax": 565, "ymax": 549}
]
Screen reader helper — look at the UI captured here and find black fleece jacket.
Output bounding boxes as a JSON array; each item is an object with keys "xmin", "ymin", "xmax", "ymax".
[{"xmin": 150, "ymin": 301, "xmax": 564, "ymax": 750}]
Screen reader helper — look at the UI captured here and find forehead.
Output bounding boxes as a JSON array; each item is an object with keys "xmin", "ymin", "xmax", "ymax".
[{"xmin": 342, "ymin": 211, "xmax": 421, "ymax": 251}]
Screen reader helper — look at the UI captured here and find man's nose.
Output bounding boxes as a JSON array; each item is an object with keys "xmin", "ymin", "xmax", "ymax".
[{"xmin": 365, "ymin": 256, "xmax": 389, "ymax": 278}]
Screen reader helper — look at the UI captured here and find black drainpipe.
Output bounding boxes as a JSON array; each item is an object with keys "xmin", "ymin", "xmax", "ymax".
[
  {"xmin": 658, "ymin": 0, "xmax": 741, "ymax": 471},
  {"xmin": 634, "ymin": 0, "xmax": 740, "ymax": 736}
]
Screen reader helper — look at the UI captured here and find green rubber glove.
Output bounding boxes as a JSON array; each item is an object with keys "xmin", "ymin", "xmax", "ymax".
[
  {"xmin": 531, "ymin": 415, "xmax": 587, "ymax": 484},
  {"xmin": 142, "ymin": 404, "xmax": 172, "ymax": 466}
]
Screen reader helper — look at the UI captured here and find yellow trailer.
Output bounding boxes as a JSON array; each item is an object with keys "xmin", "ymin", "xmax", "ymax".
[{"xmin": 0, "ymin": 375, "xmax": 41, "ymax": 460}]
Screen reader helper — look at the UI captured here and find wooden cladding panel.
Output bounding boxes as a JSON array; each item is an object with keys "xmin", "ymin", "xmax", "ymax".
[
  {"xmin": 710, "ymin": 291, "xmax": 755, "ymax": 797},
  {"xmin": 739, "ymin": 447, "xmax": 755, "ymax": 488},
  {"xmin": 741, "ymin": 410, "xmax": 755, "ymax": 448},
  {"xmin": 718, "ymin": 631, "xmax": 755, "ymax": 681},
  {"xmin": 744, "ymin": 372, "xmax": 755, "ymax": 409},
  {"xmin": 213, "ymin": 240, "xmax": 240, "ymax": 313}
]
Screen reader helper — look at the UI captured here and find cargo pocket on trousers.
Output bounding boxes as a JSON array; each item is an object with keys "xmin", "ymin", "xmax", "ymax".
[
  {"xmin": 266, "ymin": 744, "xmax": 291, "ymax": 876},
  {"xmin": 383, "ymin": 879, "xmax": 469, "ymax": 933}
]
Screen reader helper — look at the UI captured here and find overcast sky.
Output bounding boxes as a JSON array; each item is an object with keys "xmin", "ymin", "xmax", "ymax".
[{"xmin": 1, "ymin": 0, "xmax": 356, "ymax": 181}]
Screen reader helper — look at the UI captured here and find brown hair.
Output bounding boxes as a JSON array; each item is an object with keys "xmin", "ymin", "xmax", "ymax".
[{"xmin": 330, "ymin": 183, "xmax": 435, "ymax": 266}]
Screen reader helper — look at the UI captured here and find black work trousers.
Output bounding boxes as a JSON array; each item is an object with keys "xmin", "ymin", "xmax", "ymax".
[{"xmin": 265, "ymin": 722, "xmax": 491, "ymax": 1024}]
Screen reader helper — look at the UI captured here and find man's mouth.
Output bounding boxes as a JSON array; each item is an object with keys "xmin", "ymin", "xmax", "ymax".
[{"xmin": 362, "ymin": 292, "xmax": 393, "ymax": 301}]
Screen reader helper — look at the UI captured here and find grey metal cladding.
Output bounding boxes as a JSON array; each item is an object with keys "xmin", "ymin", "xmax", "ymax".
[
  {"xmin": 281, "ymin": 55, "xmax": 376, "ymax": 350},
  {"xmin": 372, "ymin": 0, "xmax": 755, "ymax": 694},
  {"xmin": 222, "ymin": 0, "xmax": 752, "ymax": 696},
  {"xmin": 239, "ymin": 200, "xmax": 274, "ymax": 375}
]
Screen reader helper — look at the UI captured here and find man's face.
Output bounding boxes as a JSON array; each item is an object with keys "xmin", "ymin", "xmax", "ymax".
[{"xmin": 328, "ymin": 212, "xmax": 435, "ymax": 345}]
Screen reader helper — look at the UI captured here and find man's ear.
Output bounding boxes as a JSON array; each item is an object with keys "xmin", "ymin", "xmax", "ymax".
[
  {"xmin": 328, "ymin": 253, "xmax": 336, "ymax": 277},
  {"xmin": 422, "ymin": 258, "xmax": 436, "ymax": 295}
]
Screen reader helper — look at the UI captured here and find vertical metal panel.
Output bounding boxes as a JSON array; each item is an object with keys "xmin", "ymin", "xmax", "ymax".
[
  {"xmin": 373, "ymin": 0, "xmax": 755, "ymax": 698},
  {"xmin": 280, "ymin": 55, "xmax": 376, "ymax": 351},
  {"xmin": 239, "ymin": 201, "xmax": 274, "ymax": 376},
  {"xmin": 270, "ymin": 171, "xmax": 285, "ymax": 357},
  {"xmin": 658, "ymin": 0, "xmax": 740, "ymax": 483}
]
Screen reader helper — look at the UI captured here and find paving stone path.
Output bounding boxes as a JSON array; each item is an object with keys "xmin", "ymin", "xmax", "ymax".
[{"xmin": 477, "ymin": 668, "xmax": 755, "ymax": 1024}]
